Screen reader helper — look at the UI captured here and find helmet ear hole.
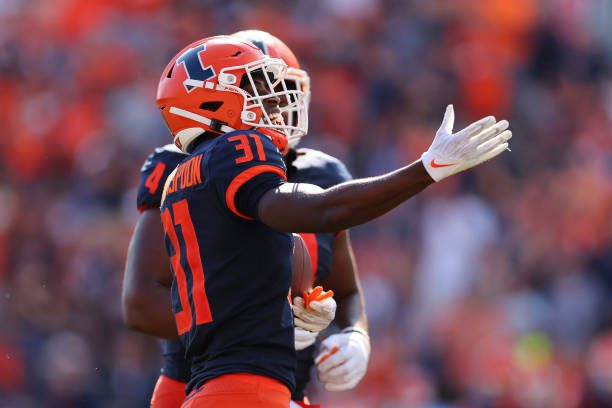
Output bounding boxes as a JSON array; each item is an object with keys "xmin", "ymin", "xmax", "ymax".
[
  {"xmin": 167, "ymin": 65, "xmax": 174, "ymax": 78},
  {"xmin": 200, "ymin": 101, "xmax": 223, "ymax": 112}
]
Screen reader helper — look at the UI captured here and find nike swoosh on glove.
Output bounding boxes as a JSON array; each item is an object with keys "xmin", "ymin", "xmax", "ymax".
[
  {"xmin": 315, "ymin": 327, "xmax": 370, "ymax": 391},
  {"xmin": 421, "ymin": 104, "xmax": 512, "ymax": 181}
]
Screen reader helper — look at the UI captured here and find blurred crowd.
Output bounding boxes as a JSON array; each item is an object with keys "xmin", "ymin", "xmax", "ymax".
[{"xmin": 1, "ymin": 0, "xmax": 611, "ymax": 407}]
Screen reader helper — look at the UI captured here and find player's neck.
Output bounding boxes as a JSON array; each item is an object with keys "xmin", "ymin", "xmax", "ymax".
[{"xmin": 189, "ymin": 131, "xmax": 219, "ymax": 153}]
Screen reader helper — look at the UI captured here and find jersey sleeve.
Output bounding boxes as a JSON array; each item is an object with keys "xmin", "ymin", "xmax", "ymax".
[
  {"xmin": 209, "ymin": 130, "xmax": 287, "ymax": 220},
  {"xmin": 136, "ymin": 146, "xmax": 186, "ymax": 212}
]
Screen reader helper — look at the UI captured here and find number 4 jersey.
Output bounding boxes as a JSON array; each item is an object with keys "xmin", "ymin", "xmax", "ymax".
[{"xmin": 159, "ymin": 130, "xmax": 295, "ymax": 394}]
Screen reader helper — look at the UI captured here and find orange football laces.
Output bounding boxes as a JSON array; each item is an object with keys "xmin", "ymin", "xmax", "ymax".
[{"xmin": 302, "ymin": 286, "xmax": 334, "ymax": 310}]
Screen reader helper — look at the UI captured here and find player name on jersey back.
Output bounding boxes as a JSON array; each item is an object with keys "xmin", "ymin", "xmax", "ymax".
[
  {"xmin": 166, "ymin": 154, "xmax": 203, "ymax": 194},
  {"xmin": 162, "ymin": 154, "xmax": 204, "ymax": 203}
]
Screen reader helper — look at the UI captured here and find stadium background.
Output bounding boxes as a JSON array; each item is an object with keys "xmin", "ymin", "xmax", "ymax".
[{"xmin": 1, "ymin": 0, "xmax": 611, "ymax": 407}]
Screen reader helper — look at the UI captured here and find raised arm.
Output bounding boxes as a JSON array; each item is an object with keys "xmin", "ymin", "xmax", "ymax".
[{"xmin": 259, "ymin": 105, "xmax": 511, "ymax": 233}]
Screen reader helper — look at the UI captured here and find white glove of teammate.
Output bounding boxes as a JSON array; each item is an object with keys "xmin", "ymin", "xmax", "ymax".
[
  {"xmin": 294, "ymin": 327, "xmax": 319, "ymax": 351},
  {"xmin": 315, "ymin": 327, "xmax": 370, "ymax": 391},
  {"xmin": 293, "ymin": 294, "xmax": 337, "ymax": 333},
  {"xmin": 421, "ymin": 105, "xmax": 512, "ymax": 182},
  {"xmin": 293, "ymin": 292, "xmax": 336, "ymax": 351}
]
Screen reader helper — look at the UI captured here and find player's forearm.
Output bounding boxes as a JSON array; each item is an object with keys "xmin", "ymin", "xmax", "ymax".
[
  {"xmin": 326, "ymin": 231, "xmax": 367, "ymax": 331},
  {"xmin": 259, "ymin": 160, "xmax": 433, "ymax": 232},
  {"xmin": 122, "ymin": 211, "xmax": 178, "ymax": 339},
  {"xmin": 122, "ymin": 284, "xmax": 179, "ymax": 339}
]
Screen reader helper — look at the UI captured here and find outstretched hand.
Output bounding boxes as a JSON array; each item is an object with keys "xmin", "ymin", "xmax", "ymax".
[{"xmin": 421, "ymin": 105, "xmax": 512, "ymax": 182}]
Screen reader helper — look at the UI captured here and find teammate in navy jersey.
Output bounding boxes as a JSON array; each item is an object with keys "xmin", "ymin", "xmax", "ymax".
[
  {"xmin": 123, "ymin": 32, "xmax": 368, "ymax": 408},
  {"xmin": 124, "ymin": 143, "xmax": 191, "ymax": 407}
]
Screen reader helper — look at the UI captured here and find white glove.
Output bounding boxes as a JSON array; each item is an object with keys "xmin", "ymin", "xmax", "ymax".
[
  {"xmin": 294, "ymin": 327, "xmax": 318, "ymax": 351},
  {"xmin": 315, "ymin": 327, "xmax": 370, "ymax": 391},
  {"xmin": 292, "ymin": 293, "xmax": 336, "ymax": 333},
  {"xmin": 292, "ymin": 290, "xmax": 336, "ymax": 351},
  {"xmin": 421, "ymin": 105, "xmax": 512, "ymax": 181}
]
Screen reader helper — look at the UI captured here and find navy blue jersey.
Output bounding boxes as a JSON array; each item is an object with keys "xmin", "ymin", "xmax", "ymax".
[
  {"xmin": 137, "ymin": 144, "xmax": 186, "ymax": 212},
  {"xmin": 137, "ymin": 143, "xmax": 353, "ymax": 397},
  {"xmin": 136, "ymin": 144, "xmax": 191, "ymax": 383},
  {"xmin": 160, "ymin": 130, "xmax": 294, "ymax": 394},
  {"xmin": 287, "ymin": 148, "xmax": 353, "ymax": 399}
]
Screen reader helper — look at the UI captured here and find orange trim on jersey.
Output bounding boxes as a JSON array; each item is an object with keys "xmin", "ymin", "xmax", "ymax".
[
  {"xmin": 138, "ymin": 205, "xmax": 158, "ymax": 214},
  {"xmin": 334, "ymin": 229, "xmax": 346, "ymax": 239},
  {"xmin": 225, "ymin": 165, "xmax": 286, "ymax": 220}
]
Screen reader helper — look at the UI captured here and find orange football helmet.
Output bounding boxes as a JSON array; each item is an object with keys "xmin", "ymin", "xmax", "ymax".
[
  {"xmin": 232, "ymin": 30, "xmax": 310, "ymax": 148},
  {"xmin": 156, "ymin": 35, "xmax": 305, "ymax": 152}
]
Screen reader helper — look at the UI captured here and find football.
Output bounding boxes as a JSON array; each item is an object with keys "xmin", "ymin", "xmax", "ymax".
[{"xmin": 291, "ymin": 233, "xmax": 313, "ymax": 299}]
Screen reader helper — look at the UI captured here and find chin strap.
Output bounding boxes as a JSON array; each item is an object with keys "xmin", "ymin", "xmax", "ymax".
[
  {"xmin": 170, "ymin": 106, "xmax": 290, "ymax": 154},
  {"xmin": 169, "ymin": 107, "xmax": 236, "ymax": 134}
]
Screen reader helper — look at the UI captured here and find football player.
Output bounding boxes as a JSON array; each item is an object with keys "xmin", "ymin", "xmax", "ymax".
[
  {"xmin": 123, "ymin": 31, "xmax": 369, "ymax": 408},
  {"xmin": 131, "ymin": 33, "xmax": 511, "ymax": 407}
]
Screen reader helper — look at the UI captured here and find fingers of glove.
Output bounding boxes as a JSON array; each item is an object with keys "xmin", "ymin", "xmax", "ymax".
[
  {"xmin": 469, "ymin": 120, "xmax": 509, "ymax": 146},
  {"xmin": 320, "ymin": 363, "xmax": 364, "ymax": 386},
  {"xmin": 295, "ymin": 327, "xmax": 317, "ymax": 340},
  {"xmin": 293, "ymin": 297, "xmax": 305, "ymax": 308},
  {"xmin": 321, "ymin": 366, "xmax": 365, "ymax": 391},
  {"xmin": 319, "ymin": 333, "xmax": 343, "ymax": 350},
  {"xmin": 476, "ymin": 130, "xmax": 512, "ymax": 152},
  {"xmin": 316, "ymin": 347, "xmax": 348, "ymax": 373},
  {"xmin": 294, "ymin": 297, "xmax": 335, "ymax": 328},
  {"xmin": 295, "ymin": 338, "xmax": 316, "ymax": 350},
  {"xmin": 320, "ymin": 356, "xmax": 361, "ymax": 381},
  {"xmin": 471, "ymin": 142, "xmax": 510, "ymax": 168},
  {"xmin": 307, "ymin": 296, "xmax": 336, "ymax": 317},
  {"xmin": 438, "ymin": 104, "xmax": 455, "ymax": 134},
  {"xmin": 324, "ymin": 380, "xmax": 354, "ymax": 392},
  {"xmin": 294, "ymin": 315, "xmax": 331, "ymax": 332},
  {"xmin": 455, "ymin": 115, "xmax": 496, "ymax": 140},
  {"xmin": 294, "ymin": 316, "xmax": 316, "ymax": 331},
  {"xmin": 292, "ymin": 298, "xmax": 308, "ymax": 319},
  {"xmin": 323, "ymin": 374, "xmax": 363, "ymax": 392},
  {"xmin": 294, "ymin": 328, "xmax": 317, "ymax": 350}
]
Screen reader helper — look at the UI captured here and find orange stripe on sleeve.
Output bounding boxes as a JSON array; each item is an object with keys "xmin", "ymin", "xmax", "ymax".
[{"xmin": 225, "ymin": 165, "xmax": 287, "ymax": 220}]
